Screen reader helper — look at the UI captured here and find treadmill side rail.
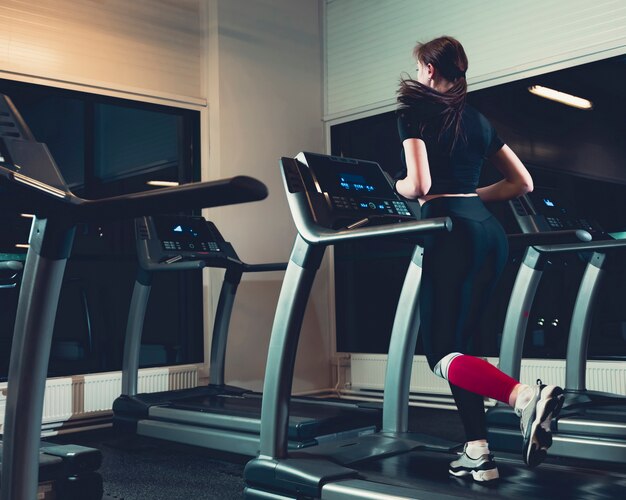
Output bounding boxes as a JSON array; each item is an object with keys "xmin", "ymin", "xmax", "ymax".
[
  {"xmin": 382, "ymin": 248, "xmax": 423, "ymax": 433},
  {"xmin": 322, "ymin": 479, "xmax": 461, "ymax": 500},
  {"xmin": 245, "ymin": 457, "xmax": 358, "ymax": 499}
]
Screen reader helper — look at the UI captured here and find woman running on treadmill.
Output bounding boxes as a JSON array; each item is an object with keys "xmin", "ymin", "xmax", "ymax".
[{"xmin": 394, "ymin": 36, "xmax": 564, "ymax": 482}]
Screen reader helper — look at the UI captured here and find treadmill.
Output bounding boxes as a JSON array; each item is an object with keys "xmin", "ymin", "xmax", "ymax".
[
  {"xmin": 112, "ymin": 214, "xmax": 381, "ymax": 455},
  {"xmin": 244, "ymin": 152, "xmax": 626, "ymax": 499},
  {"xmin": 0, "ymin": 159, "xmax": 103, "ymax": 500},
  {"xmin": 0, "ymin": 92, "xmax": 268, "ymax": 500},
  {"xmin": 487, "ymin": 189, "xmax": 626, "ymax": 463}
]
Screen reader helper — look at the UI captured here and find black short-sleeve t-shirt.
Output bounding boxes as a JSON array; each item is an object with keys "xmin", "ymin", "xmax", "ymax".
[{"xmin": 397, "ymin": 104, "xmax": 504, "ymax": 194}]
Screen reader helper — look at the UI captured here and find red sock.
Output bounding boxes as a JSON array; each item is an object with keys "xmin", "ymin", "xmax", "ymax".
[{"xmin": 443, "ymin": 353, "xmax": 519, "ymax": 404}]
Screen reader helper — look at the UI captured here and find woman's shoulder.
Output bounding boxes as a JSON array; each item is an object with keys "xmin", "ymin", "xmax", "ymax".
[
  {"xmin": 398, "ymin": 100, "xmax": 442, "ymax": 122},
  {"xmin": 463, "ymin": 104, "xmax": 487, "ymax": 121},
  {"xmin": 463, "ymin": 104, "xmax": 496, "ymax": 131},
  {"xmin": 462, "ymin": 104, "xmax": 503, "ymax": 153}
]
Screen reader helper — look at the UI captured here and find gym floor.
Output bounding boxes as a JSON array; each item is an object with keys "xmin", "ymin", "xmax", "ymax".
[
  {"xmin": 48, "ymin": 406, "xmax": 464, "ymax": 499},
  {"xmin": 49, "ymin": 406, "xmax": 624, "ymax": 499},
  {"xmin": 50, "ymin": 428, "xmax": 249, "ymax": 499}
]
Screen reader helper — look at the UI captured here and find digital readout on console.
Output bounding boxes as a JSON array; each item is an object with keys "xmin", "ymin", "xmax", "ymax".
[{"xmin": 339, "ymin": 173, "xmax": 375, "ymax": 193}]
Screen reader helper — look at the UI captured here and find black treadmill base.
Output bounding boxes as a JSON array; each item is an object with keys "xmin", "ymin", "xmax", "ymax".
[
  {"xmin": 114, "ymin": 391, "xmax": 381, "ymax": 442},
  {"xmin": 246, "ymin": 449, "xmax": 626, "ymax": 499},
  {"xmin": 360, "ymin": 450, "xmax": 626, "ymax": 499}
]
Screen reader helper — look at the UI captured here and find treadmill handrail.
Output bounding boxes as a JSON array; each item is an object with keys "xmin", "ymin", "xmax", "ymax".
[
  {"xmin": 532, "ymin": 238, "xmax": 626, "ymax": 254},
  {"xmin": 301, "ymin": 217, "xmax": 452, "ymax": 244},
  {"xmin": 140, "ymin": 259, "xmax": 207, "ymax": 272},
  {"xmin": 137, "ymin": 256, "xmax": 286, "ymax": 274},
  {"xmin": 76, "ymin": 176, "xmax": 267, "ymax": 220},
  {"xmin": 285, "ymin": 182, "xmax": 451, "ymax": 244},
  {"xmin": 241, "ymin": 262, "xmax": 288, "ymax": 273},
  {"xmin": 1, "ymin": 169, "xmax": 268, "ymax": 220},
  {"xmin": 507, "ymin": 229, "xmax": 591, "ymax": 249},
  {"xmin": 138, "ymin": 257, "xmax": 288, "ymax": 274}
]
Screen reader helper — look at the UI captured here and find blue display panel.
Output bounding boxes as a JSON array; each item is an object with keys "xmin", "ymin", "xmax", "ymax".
[
  {"xmin": 311, "ymin": 155, "xmax": 395, "ymax": 199},
  {"xmin": 338, "ymin": 173, "xmax": 375, "ymax": 193},
  {"xmin": 155, "ymin": 216, "xmax": 220, "ymax": 253}
]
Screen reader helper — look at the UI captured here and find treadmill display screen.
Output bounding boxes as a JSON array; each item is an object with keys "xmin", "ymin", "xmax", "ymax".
[
  {"xmin": 155, "ymin": 217, "xmax": 220, "ymax": 252},
  {"xmin": 296, "ymin": 152, "xmax": 414, "ymax": 218},
  {"xmin": 530, "ymin": 190, "xmax": 567, "ymax": 214},
  {"xmin": 310, "ymin": 154, "xmax": 395, "ymax": 199},
  {"xmin": 338, "ymin": 173, "xmax": 376, "ymax": 194},
  {"xmin": 527, "ymin": 188, "xmax": 605, "ymax": 235},
  {"xmin": 543, "ymin": 198, "xmax": 556, "ymax": 208}
]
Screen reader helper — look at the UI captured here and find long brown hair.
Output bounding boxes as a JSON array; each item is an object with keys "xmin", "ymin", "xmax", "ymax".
[{"xmin": 398, "ymin": 36, "xmax": 468, "ymax": 149}]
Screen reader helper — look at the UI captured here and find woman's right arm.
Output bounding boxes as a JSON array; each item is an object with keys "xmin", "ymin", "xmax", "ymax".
[
  {"xmin": 477, "ymin": 145, "xmax": 534, "ymax": 202},
  {"xmin": 396, "ymin": 138, "xmax": 432, "ymax": 199}
]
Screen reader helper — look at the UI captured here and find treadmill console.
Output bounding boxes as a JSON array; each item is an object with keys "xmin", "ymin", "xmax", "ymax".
[
  {"xmin": 284, "ymin": 151, "xmax": 419, "ymax": 229},
  {"xmin": 510, "ymin": 188, "xmax": 608, "ymax": 238},
  {"xmin": 154, "ymin": 216, "xmax": 224, "ymax": 253},
  {"xmin": 136, "ymin": 215, "xmax": 239, "ymax": 267}
]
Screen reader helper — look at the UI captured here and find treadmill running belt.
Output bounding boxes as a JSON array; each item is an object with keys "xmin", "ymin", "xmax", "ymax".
[{"xmin": 168, "ymin": 394, "xmax": 380, "ymax": 440}]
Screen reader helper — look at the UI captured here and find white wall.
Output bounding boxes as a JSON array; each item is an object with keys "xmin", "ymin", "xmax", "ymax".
[
  {"xmin": 0, "ymin": 0, "xmax": 331, "ymax": 395},
  {"xmin": 0, "ymin": 0, "xmax": 204, "ymax": 105},
  {"xmin": 325, "ymin": 0, "xmax": 626, "ymax": 120},
  {"xmin": 204, "ymin": 0, "xmax": 329, "ymax": 393}
]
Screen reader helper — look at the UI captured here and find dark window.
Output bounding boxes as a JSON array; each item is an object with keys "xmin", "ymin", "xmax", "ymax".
[
  {"xmin": 0, "ymin": 79, "xmax": 202, "ymax": 379},
  {"xmin": 94, "ymin": 104, "xmax": 179, "ymax": 183}
]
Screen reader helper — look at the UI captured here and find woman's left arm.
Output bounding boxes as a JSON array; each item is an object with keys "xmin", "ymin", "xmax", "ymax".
[
  {"xmin": 396, "ymin": 138, "xmax": 432, "ymax": 199},
  {"xmin": 477, "ymin": 145, "xmax": 533, "ymax": 202}
]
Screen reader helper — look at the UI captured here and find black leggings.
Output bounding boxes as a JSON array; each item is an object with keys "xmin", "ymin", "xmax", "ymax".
[{"xmin": 419, "ymin": 196, "xmax": 508, "ymax": 441}]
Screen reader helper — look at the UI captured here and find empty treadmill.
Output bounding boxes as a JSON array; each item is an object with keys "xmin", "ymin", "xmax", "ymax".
[
  {"xmin": 0, "ymin": 121, "xmax": 104, "ymax": 500},
  {"xmin": 0, "ymin": 91, "xmax": 268, "ymax": 500},
  {"xmin": 487, "ymin": 188, "xmax": 626, "ymax": 463},
  {"xmin": 113, "ymin": 214, "xmax": 381, "ymax": 455}
]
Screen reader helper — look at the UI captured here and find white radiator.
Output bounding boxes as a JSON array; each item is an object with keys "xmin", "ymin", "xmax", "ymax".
[
  {"xmin": 349, "ymin": 354, "xmax": 626, "ymax": 397},
  {"xmin": 0, "ymin": 364, "xmax": 199, "ymax": 434}
]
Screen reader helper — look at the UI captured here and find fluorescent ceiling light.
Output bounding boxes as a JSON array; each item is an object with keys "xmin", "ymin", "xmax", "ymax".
[
  {"xmin": 147, "ymin": 180, "xmax": 179, "ymax": 187},
  {"xmin": 528, "ymin": 85, "xmax": 593, "ymax": 110},
  {"xmin": 15, "ymin": 244, "xmax": 30, "ymax": 249},
  {"xmin": 20, "ymin": 213, "xmax": 34, "ymax": 218}
]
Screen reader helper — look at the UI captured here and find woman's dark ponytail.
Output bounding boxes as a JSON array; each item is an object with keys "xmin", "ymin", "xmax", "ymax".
[{"xmin": 398, "ymin": 36, "xmax": 468, "ymax": 150}]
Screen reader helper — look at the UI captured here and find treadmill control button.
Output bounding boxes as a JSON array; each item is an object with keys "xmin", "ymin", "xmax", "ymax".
[
  {"xmin": 392, "ymin": 200, "xmax": 411, "ymax": 216},
  {"xmin": 163, "ymin": 241, "xmax": 183, "ymax": 250}
]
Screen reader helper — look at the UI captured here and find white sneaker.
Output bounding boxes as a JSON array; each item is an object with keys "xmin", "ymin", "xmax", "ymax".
[
  {"xmin": 515, "ymin": 380, "xmax": 564, "ymax": 467},
  {"xmin": 449, "ymin": 444, "xmax": 499, "ymax": 482}
]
